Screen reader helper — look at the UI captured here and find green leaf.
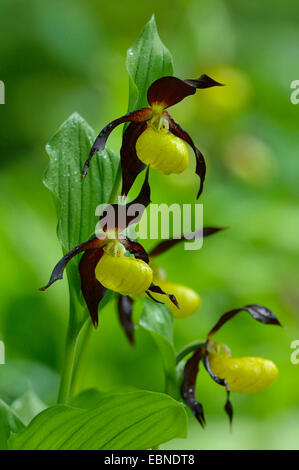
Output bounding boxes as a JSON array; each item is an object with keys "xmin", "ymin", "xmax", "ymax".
[
  {"xmin": 45, "ymin": 112, "xmax": 118, "ymax": 252},
  {"xmin": 126, "ymin": 14, "xmax": 173, "ymax": 112},
  {"xmin": 0, "ymin": 398, "xmax": 25, "ymax": 450},
  {"xmin": 8, "ymin": 391, "xmax": 187, "ymax": 450},
  {"xmin": 70, "ymin": 388, "xmax": 104, "ymax": 409},
  {"xmin": 11, "ymin": 391, "xmax": 47, "ymax": 426},
  {"xmin": 44, "ymin": 112, "xmax": 118, "ymax": 329},
  {"xmin": 139, "ymin": 299, "xmax": 179, "ymax": 399}
]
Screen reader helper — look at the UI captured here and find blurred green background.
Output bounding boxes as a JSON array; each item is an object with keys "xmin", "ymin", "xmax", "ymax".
[{"xmin": 1, "ymin": 0, "xmax": 299, "ymax": 450}]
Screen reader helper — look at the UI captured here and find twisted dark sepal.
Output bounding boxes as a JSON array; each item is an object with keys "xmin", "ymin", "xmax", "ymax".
[
  {"xmin": 167, "ymin": 114, "xmax": 206, "ymax": 199},
  {"xmin": 117, "ymin": 295, "xmax": 135, "ymax": 345},
  {"xmin": 146, "ymin": 283, "xmax": 179, "ymax": 310},
  {"xmin": 79, "ymin": 248, "xmax": 106, "ymax": 328},
  {"xmin": 147, "ymin": 74, "xmax": 224, "ymax": 109},
  {"xmin": 83, "ymin": 108, "xmax": 151, "ymax": 179},
  {"xmin": 181, "ymin": 347, "xmax": 206, "ymax": 428},
  {"xmin": 207, "ymin": 304, "xmax": 282, "ymax": 339},
  {"xmin": 149, "ymin": 226, "xmax": 225, "ymax": 258},
  {"xmin": 202, "ymin": 352, "xmax": 233, "ymax": 427},
  {"xmin": 39, "ymin": 237, "xmax": 105, "ymax": 291},
  {"xmin": 120, "ymin": 122, "xmax": 147, "ymax": 197},
  {"xmin": 99, "ymin": 167, "xmax": 151, "ymax": 233}
]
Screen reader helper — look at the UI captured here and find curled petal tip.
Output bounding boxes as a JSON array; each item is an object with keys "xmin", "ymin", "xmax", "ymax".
[
  {"xmin": 82, "ymin": 165, "xmax": 89, "ymax": 179},
  {"xmin": 39, "ymin": 277, "xmax": 60, "ymax": 291},
  {"xmin": 170, "ymin": 295, "xmax": 179, "ymax": 309}
]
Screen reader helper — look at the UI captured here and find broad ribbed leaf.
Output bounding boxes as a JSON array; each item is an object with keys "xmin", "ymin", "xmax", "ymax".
[
  {"xmin": 45, "ymin": 112, "xmax": 118, "ymax": 251},
  {"xmin": 70, "ymin": 388, "xmax": 105, "ymax": 409},
  {"xmin": 44, "ymin": 113, "xmax": 118, "ymax": 329},
  {"xmin": 126, "ymin": 15, "xmax": 173, "ymax": 112},
  {"xmin": 8, "ymin": 391, "xmax": 187, "ymax": 450},
  {"xmin": 0, "ymin": 399, "xmax": 25, "ymax": 450},
  {"xmin": 139, "ymin": 299, "xmax": 178, "ymax": 399}
]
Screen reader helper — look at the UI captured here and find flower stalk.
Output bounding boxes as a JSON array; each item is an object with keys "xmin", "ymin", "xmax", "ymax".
[{"xmin": 57, "ymin": 319, "xmax": 79, "ymax": 404}]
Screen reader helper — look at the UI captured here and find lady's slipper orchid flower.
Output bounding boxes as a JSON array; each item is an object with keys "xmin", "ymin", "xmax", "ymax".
[
  {"xmin": 40, "ymin": 171, "xmax": 178, "ymax": 327},
  {"xmin": 208, "ymin": 342, "xmax": 278, "ymax": 394},
  {"xmin": 82, "ymin": 74, "xmax": 223, "ymax": 199},
  {"xmin": 116, "ymin": 227, "xmax": 223, "ymax": 345},
  {"xmin": 180, "ymin": 304, "xmax": 282, "ymax": 428}
]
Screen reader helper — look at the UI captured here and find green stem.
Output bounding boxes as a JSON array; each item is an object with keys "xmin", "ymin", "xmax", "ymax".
[
  {"xmin": 176, "ymin": 341, "xmax": 206, "ymax": 365},
  {"xmin": 164, "ymin": 370, "xmax": 180, "ymax": 400},
  {"xmin": 108, "ymin": 162, "xmax": 122, "ymax": 204},
  {"xmin": 57, "ymin": 321, "xmax": 78, "ymax": 404},
  {"xmin": 70, "ymin": 320, "xmax": 93, "ymax": 396}
]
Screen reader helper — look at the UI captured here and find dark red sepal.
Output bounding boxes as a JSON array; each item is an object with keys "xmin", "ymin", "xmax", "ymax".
[
  {"xmin": 147, "ymin": 74, "xmax": 223, "ymax": 109},
  {"xmin": 79, "ymin": 248, "xmax": 106, "ymax": 328},
  {"xmin": 145, "ymin": 290, "xmax": 164, "ymax": 304},
  {"xmin": 99, "ymin": 167, "xmax": 151, "ymax": 233},
  {"xmin": 181, "ymin": 347, "xmax": 206, "ymax": 428},
  {"xmin": 224, "ymin": 392, "xmax": 233, "ymax": 429},
  {"xmin": 184, "ymin": 74, "xmax": 224, "ymax": 90},
  {"xmin": 207, "ymin": 304, "xmax": 282, "ymax": 339},
  {"xmin": 39, "ymin": 236, "xmax": 106, "ymax": 291},
  {"xmin": 117, "ymin": 295, "xmax": 135, "ymax": 345},
  {"xmin": 120, "ymin": 122, "xmax": 147, "ymax": 197},
  {"xmin": 120, "ymin": 238, "xmax": 149, "ymax": 263},
  {"xmin": 167, "ymin": 115, "xmax": 206, "ymax": 199},
  {"xmin": 149, "ymin": 227, "xmax": 225, "ymax": 258},
  {"xmin": 148, "ymin": 283, "xmax": 179, "ymax": 309},
  {"xmin": 83, "ymin": 107, "xmax": 151, "ymax": 178},
  {"xmin": 202, "ymin": 351, "xmax": 233, "ymax": 428}
]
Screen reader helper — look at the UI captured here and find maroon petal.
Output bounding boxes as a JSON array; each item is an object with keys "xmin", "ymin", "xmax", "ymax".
[
  {"xmin": 99, "ymin": 167, "xmax": 151, "ymax": 234},
  {"xmin": 167, "ymin": 115, "xmax": 206, "ymax": 199},
  {"xmin": 147, "ymin": 74, "xmax": 223, "ymax": 109},
  {"xmin": 82, "ymin": 107, "xmax": 152, "ymax": 178},
  {"xmin": 145, "ymin": 290, "xmax": 164, "ymax": 305},
  {"xmin": 202, "ymin": 353, "xmax": 233, "ymax": 427},
  {"xmin": 79, "ymin": 248, "xmax": 106, "ymax": 327},
  {"xmin": 184, "ymin": 74, "xmax": 224, "ymax": 90},
  {"xmin": 181, "ymin": 347, "xmax": 206, "ymax": 428},
  {"xmin": 39, "ymin": 236, "xmax": 106, "ymax": 291},
  {"xmin": 117, "ymin": 295, "xmax": 135, "ymax": 345},
  {"xmin": 121, "ymin": 122, "xmax": 147, "ymax": 197},
  {"xmin": 207, "ymin": 304, "xmax": 282, "ymax": 339},
  {"xmin": 120, "ymin": 238, "xmax": 149, "ymax": 263},
  {"xmin": 147, "ymin": 283, "xmax": 179, "ymax": 309},
  {"xmin": 149, "ymin": 227, "xmax": 225, "ymax": 258}
]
